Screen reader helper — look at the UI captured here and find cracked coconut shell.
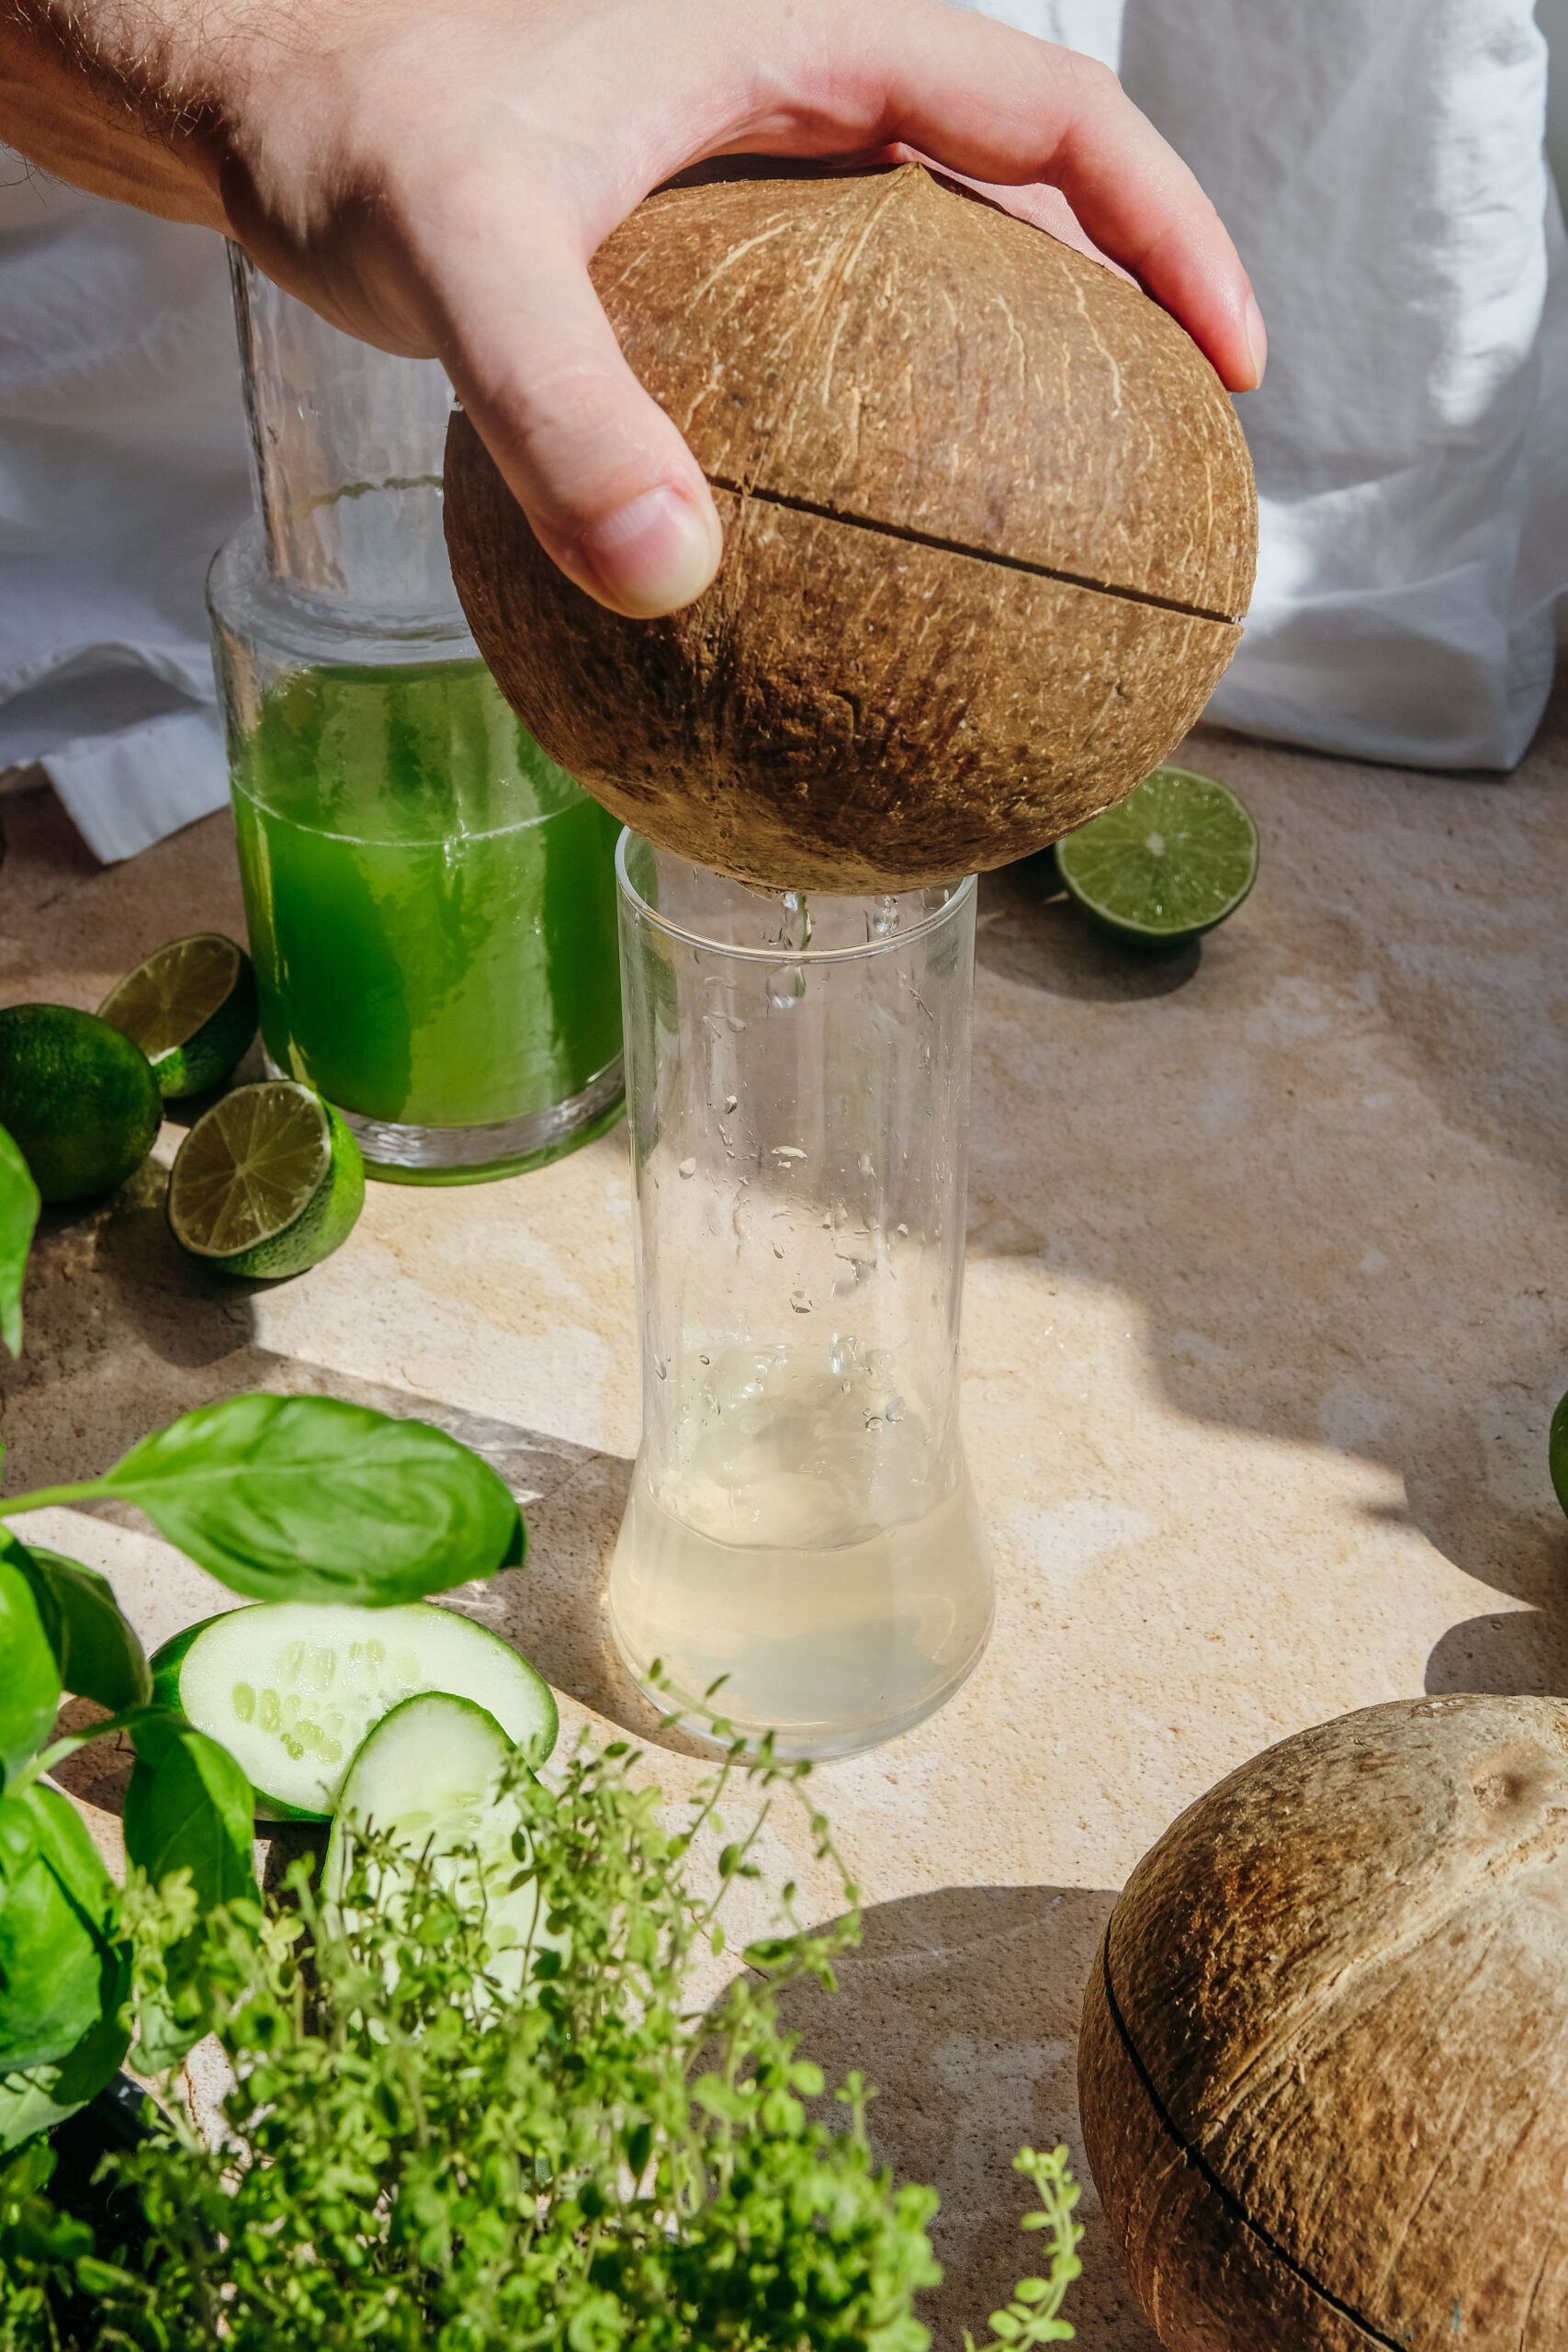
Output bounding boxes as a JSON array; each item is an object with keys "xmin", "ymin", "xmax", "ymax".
[
  {"xmin": 1079, "ymin": 1695, "xmax": 1568, "ymax": 2351},
  {"xmin": 444, "ymin": 163, "xmax": 1258, "ymax": 893}
]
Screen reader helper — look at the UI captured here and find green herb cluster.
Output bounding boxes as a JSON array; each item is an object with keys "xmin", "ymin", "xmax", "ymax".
[{"xmin": 6, "ymin": 1734, "xmax": 1082, "ymax": 2352}]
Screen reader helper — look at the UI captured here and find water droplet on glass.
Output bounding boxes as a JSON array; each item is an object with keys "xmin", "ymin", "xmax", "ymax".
[
  {"xmin": 767, "ymin": 963, "xmax": 806, "ymax": 1010},
  {"xmin": 869, "ymin": 895, "xmax": 901, "ymax": 940},
  {"xmin": 724, "ymin": 1094, "xmax": 739, "ymax": 1114},
  {"xmin": 790, "ymin": 1289, "xmax": 812, "ymax": 1314},
  {"xmin": 678, "ymin": 1157, "xmax": 696, "ymax": 1178},
  {"xmin": 773, "ymin": 1241, "xmax": 785, "ymax": 1259},
  {"xmin": 771, "ymin": 888, "xmax": 813, "ymax": 953},
  {"xmin": 885, "ymin": 1397, "xmax": 906, "ymax": 1422}
]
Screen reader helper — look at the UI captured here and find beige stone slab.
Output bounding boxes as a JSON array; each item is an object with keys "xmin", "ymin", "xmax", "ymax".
[{"xmin": 4, "ymin": 676, "xmax": 1567, "ymax": 2350}]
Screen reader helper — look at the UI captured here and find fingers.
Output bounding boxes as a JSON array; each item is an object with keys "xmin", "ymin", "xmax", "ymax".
[
  {"xmin": 408, "ymin": 178, "xmax": 724, "ymax": 617},
  {"xmin": 741, "ymin": 0, "xmax": 1267, "ymax": 391}
]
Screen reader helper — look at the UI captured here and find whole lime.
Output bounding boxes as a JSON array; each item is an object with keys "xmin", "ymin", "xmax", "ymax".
[{"xmin": 0, "ymin": 1003, "xmax": 163, "ymax": 1202}]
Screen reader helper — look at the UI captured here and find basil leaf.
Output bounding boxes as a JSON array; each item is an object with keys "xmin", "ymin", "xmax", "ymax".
[
  {"xmin": 125, "ymin": 1712, "xmax": 256, "ymax": 2071},
  {"xmin": 125, "ymin": 1711, "xmax": 255, "ymax": 1904},
  {"xmin": 0, "ymin": 2000, "xmax": 130, "ymax": 2154},
  {"xmin": 0, "ymin": 1785, "xmax": 122, "ymax": 2075},
  {"xmin": 0, "ymin": 1123, "xmax": 39, "ymax": 1360},
  {"xmin": 8, "ymin": 1393, "xmax": 525, "ymax": 1607},
  {"xmin": 0, "ymin": 1541, "xmax": 61, "ymax": 1787},
  {"xmin": 15, "ymin": 1546, "xmax": 152, "ymax": 1713}
]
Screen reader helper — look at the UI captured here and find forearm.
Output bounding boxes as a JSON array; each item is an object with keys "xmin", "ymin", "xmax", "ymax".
[{"xmin": 0, "ymin": 0, "xmax": 247, "ymax": 223}]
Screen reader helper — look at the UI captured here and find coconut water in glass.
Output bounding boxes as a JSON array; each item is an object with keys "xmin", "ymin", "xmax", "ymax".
[{"xmin": 610, "ymin": 835, "xmax": 993, "ymax": 1758}]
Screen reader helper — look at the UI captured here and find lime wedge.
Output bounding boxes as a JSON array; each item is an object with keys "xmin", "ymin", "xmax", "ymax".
[
  {"xmin": 1055, "ymin": 766, "xmax": 1259, "ymax": 948},
  {"xmin": 168, "ymin": 1081, "xmax": 364, "ymax": 1279},
  {"xmin": 98, "ymin": 933, "xmax": 258, "ymax": 1099},
  {"xmin": 0, "ymin": 1002, "xmax": 162, "ymax": 1203}
]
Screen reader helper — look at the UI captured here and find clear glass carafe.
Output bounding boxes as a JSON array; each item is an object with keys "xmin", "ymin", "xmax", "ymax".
[
  {"xmin": 207, "ymin": 249, "xmax": 624, "ymax": 1182},
  {"xmin": 609, "ymin": 835, "xmax": 994, "ymax": 1758}
]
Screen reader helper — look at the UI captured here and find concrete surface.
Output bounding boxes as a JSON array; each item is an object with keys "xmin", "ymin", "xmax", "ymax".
[{"xmin": 4, "ymin": 673, "xmax": 1567, "ymax": 2348}]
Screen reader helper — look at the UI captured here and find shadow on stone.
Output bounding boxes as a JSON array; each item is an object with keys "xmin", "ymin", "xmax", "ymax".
[
  {"xmin": 1426, "ymin": 1609, "xmax": 1568, "ymax": 1699},
  {"xmin": 976, "ymin": 865, "xmax": 1201, "ymax": 1002},
  {"xmin": 90, "ymin": 1159, "xmax": 271, "ymax": 1371},
  {"xmin": 774, "ymin": 1883, "xmax": 1158, "ymax": 2352}
]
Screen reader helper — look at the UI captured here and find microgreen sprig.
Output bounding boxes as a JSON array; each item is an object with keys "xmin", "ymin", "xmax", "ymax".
[{"xmin": 965, "ymin": 2146, "xmax": 1085, "ymax": 2349}]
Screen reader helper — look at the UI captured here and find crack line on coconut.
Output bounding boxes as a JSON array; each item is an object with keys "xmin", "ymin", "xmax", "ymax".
[
  {"xmin": 1098, "ymin": 1934, "xmax": 1404, "ymax": 2352},
  {"xmin": 705, "ymin": 474, "xmax": 1244, "ymax": 628}
]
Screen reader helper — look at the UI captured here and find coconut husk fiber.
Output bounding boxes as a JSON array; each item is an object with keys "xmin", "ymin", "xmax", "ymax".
[
  {"xmin": 445, "ymin": 163, "xmax": 1258, "ymax": 893},
  {"xmin": 1079, "ymin": 1694, "xmax": 1568, "ymax": 2350}
]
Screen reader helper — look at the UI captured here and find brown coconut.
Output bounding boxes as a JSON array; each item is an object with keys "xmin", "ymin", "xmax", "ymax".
[
  {"xmin": 444, "ymin": 163, "xmax": 1258, "ymax": 894},
  {"xmin": 1079, "ymin": 1694, "xmax": 1568, "ymax": 2350}
]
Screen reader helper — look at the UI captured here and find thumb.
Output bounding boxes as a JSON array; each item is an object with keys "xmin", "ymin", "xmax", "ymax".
[{"xmin": 426, "ymin": 196, "xmax": 722, "ymax": 619}]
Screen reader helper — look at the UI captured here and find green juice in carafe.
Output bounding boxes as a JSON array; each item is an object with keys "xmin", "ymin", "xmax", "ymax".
[{"xmin": 230, "ymin": 659, "xmax": 623, "ymax": 1150}]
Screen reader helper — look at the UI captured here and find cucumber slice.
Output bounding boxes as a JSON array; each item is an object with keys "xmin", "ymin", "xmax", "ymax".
[
  {"xmin": 150, "ymin": 1600, "xmax": 558, "ymax": 1822},
  {"xmin": 323, "ymin": 1692, "xmax": 560, "ymax": 1997}
]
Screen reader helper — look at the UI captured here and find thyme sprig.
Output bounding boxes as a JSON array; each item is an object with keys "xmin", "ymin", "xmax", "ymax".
[{"xmin": 6, "ymin": 1729, "xmax": 1082, "ymax": 2350}]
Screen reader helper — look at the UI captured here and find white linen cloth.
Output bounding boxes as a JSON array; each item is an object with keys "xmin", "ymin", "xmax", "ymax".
[
  {"xmin": 0, "ymin": 164, "xmax": 249, "ymax": 860},
  {"xmin": 0, "ymin": 3, "xmax": 1565, "ymax": 859},
  {"xmin": 962, "ymin": 0, "xmax": 1568, "ymax": 769}
]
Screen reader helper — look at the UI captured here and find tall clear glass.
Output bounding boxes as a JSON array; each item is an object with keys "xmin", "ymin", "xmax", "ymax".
[
  {"xmin": 609, "ymin": 836, "xmax": 994, "ymax": 1758},
  {"xmin": 208, "ymin": 249, "xmax": 624, "ymax": 1182}
]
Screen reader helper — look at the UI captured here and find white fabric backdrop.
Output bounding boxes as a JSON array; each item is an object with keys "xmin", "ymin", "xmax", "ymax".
[
  {"xmin": 0, "ymin": 1, "xmax": 1565, "ymax": 858},
  {"xmin": 958, "ymin": 0, "xmax": 1568, "ymax": 770},
  {"xmin": 0, "ymin": 165, "xmax": 249, "ymax": 857}
]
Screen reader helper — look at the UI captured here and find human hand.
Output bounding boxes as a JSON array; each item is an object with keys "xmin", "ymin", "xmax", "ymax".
[{"xmin": 0, "ymin": 0, "xmax": 1266, "ymax": 617}]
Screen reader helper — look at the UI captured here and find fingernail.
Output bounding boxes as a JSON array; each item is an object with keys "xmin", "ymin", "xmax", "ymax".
[
  {"xmin": 1244, "ymin": 291, "xmax": 1268, "ymax": 389},
  {"xmin": 579, "ymin": 485, "xmax": 721, "ymax": 616}
]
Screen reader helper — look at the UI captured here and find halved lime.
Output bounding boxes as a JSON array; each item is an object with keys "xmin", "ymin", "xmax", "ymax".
[
  {"xmin": 0, "ymin": 1002, "xmax": 162, "ymax": 1202},
  {"xmin": 98, "ymin": 933, "xmax": 258, "ymax": 1099},
  {"xmin": 1055, "ymin": 766, "xmax": 1259, "ymax": 948},
  {"xmin": 167, "ymin": 1080, "xmax": 365, "ymax": 1279}
]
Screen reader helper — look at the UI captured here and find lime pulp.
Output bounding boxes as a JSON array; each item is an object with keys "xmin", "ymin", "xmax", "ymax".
[
  {"xmin": 1055, "ymin": 766, "xmax": 1259, "ymax": 947},
  {"xmin": 167, "ymin": 1080, "xmax": 364, "ymax": 1278},
  {"xmin": 99, "ymin": 934, "xmax": 258, "ymax": 1099}
]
